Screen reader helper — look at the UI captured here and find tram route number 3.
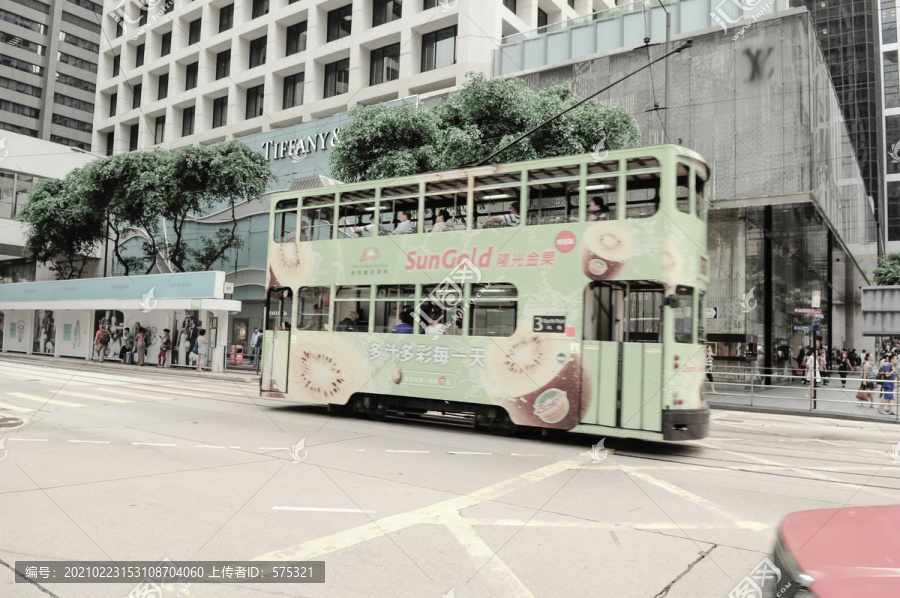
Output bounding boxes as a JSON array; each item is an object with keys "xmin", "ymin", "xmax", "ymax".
[{"xmin": 533, "ymin": 316, "xmax": 566, "ymax": 333}]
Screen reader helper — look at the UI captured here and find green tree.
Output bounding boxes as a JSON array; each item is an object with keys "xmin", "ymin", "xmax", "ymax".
[
  {"xmin": 874, "ymin": 253, "xmax": 900, "ymax": 285},
  {"xmin": 330, "ymin": 72, "xmax": 641, "ymax": 182},
  {"xmin": 16, "ymin": 178, "xmax": 105, "ymax": 279}
]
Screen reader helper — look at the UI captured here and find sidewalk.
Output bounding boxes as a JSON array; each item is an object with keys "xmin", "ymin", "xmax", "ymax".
[
  {"xmin": 708, "ymin": 376, "xmax": 900, "ymax": 424},
  {"xmin": 0, "ymin": 352, "xmax": 260, "ymax": 384}
]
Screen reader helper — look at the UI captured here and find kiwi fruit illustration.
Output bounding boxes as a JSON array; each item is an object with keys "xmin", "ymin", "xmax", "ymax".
[
  {"xmin": 481, "ymin": 334, "xmax": 591, "ymax": 429},
  {"xmin": 267, "ymin": 241, "xmax": 313, "ymax": 289},
  {"xmin": 392, "ymin": 368, "xmax": 403, "ymax": 384},
  {"xmin": 581, "ymin": 224, "xmax": 633, "ymax": 281},
  {"xmin": 288, "ymin": 336, "xmax": 371, "ymax": 405},
  {"xmin": 661, "ymin": 238, "xmax": 683, "ymax": 294}
]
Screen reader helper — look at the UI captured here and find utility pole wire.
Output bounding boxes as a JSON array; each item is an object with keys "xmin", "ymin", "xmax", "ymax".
[{"xmin": 471, "ymin": 40, "xmax": 692, "ymax": 167}]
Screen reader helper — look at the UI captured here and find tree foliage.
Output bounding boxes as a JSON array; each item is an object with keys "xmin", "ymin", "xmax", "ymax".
[
  {"xmin": 874, "ymin": 253, "xmax": 900, "ymax": 286},
  {"xmin": 18, "ymin": 143, "xmax": 272, "ymax": 278},
  {"xmin": 330, "ymin": 72, "xmax": 642, "ymax": 182}
]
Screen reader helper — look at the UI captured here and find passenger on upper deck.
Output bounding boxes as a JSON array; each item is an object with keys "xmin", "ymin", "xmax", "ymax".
[
  {"xmin": 431, "ymin": 210, "xmax": 452, "ymax": 233},
  {"xmin": 482, "ymin": 205, "xmax": 519, "ymax": 228},
  {"xmin": 392, "ymin": 211, "xmax": 415, "ymax": 235},
  {"xmin": 587, "ymin": 197, "xmax": 610, "ymax": 221}
]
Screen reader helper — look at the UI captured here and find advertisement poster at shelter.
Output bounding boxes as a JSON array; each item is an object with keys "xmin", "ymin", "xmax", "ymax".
[
  {"xmin": 32, "ymin": 310, "xmax": 55, "ymax": 355},
  {"xmin": 93, "ymin": 310, "xmax": 125, "ymax": 360},
  {"xmin": 172, "ymin": 309, "xmax": 200, "ymax": 367}
]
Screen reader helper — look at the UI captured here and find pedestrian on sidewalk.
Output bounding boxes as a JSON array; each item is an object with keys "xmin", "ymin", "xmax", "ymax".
[
  {"xmin": 706, "ymin": 346, "xmax": 717, "ymax": 394},
  {"xmin": 135, "ymin": 328, "xmax": 146, "ymax": 366},
  {"xmin": 880, "ymin": 356, "xmax": 898, "ymax": 415},
  {"xmin": 838, "ymin": 350, "xmax": 853, "ymax": 388},
  {"xmin": 119, "ymin": 329, "xmax": 133, "ymax": 364},
  {"xmin": 158, "ymin": 329, "xmax": 171, "ymax": 368},
  {"xmin": 93, "ymin": 324, "xmax": 109, "ymax": 362},
  {"xmin": 249, "ymin": 327, "xmax": 262, "ymax": 365},
  {"xmin": 860, "ymin": 353, "xmax": 879, "ymax": 408},
  {"xmin": 196, "ymin": 329, "xmax": 208, "ymax": 372}
]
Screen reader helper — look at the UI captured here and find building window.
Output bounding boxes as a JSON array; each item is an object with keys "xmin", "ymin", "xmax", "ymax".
[
  {"xmin": 132, "ymin": 83, "xmax": 142, "ymax": 108},
  {"xmin": 370, "ymin": 43, "xmax": 399, "ymax": 85},
  {"xmin": 106, "ymin": 131, "xmax": 115, "ymax": 156},
  {"xmin": 885, "ymin": 4, "xmax": 897, "ymax": 45},
  {"xmin": 0, "ymin": 54, "xmax": 44, "ymax": 76},
  {"xmin": 5, "ymin": 11, "xmax": 46, "ymax": 35},
  {"xmin": 60, "ymin": 31, "xmax": 99, "ymax": 54},
  {"xmin": 327, "ymin": 5, "xmax": 352, "ymax": 42},
  {"xmin": 886, "ymin": 51, "xmax": 899, "ymax": 110},
  {"xmin": 66, "ymin": 0, "xmax": 102, "ymax": 14},
  {"xmin": 164, "ymin": 0, "xmax": 173, "ymax": 14},
  {"xmin": 887, "ymin": 115, "xmax": 900, "ymax": 175},
  {"xmin": 112, "ymin": 54, "xmax": 120, "ymax": 76},
  {"xmin": 213, "ymin": 96, "xmax": 228, "ymax": 128},
  {"xmin": 188, "ymin": 19, "xmax": 200, "ymax": 44},
  {"xmin": 283, "ymin": 72, "xmax": 304, "ymax": 109},
  {"xmin": 116, "ymin": 19, "xmax": 123, "ymax": 38},
  {"xmin": 0, "ymin": 76, "xmax": 42, "ymax": 98},
  {"xmin": 252, "ymin": 0, "xmax": 268, "ymax": 18},
  {"xmin": 154, "ymin": 115, "xmax": 165, "ymax": 144},
  {"xmin": 423, "ymin": 0, "xmax": 438, "ymax": 8},
  {"xmin": 249, "ymin": 36, "xmax": 267, "ymax": 68},
  {"xmin": 158, "ymin": 73, "xmax": 168, "ymax": 99},
  {"xmin": 0, "ymin": 99, "xmax": 40, "ymax": 119},
  {"xmin": 56, "ymin": 72, "xmax": 95, "ymax": 93},
  {"xmin": 182, "ymin": 105, "xmax": 195, "ymax": 136},
  {"xmin": 59, "ymin": 52, "xmax": 97, "ymax": 73},
  {"xmin": 246, "ymin": 84, "xmax": 264, "ymax": 118},
  {"xmin": 219, "ymin": 4, "xmax": 234, "ymax": 32},
  {"xmin": 109, "ymin": 92, "xmax": 117, "ymax": 116},
  {"xmin": 139, "ymin": 3, "xmax": 148, "ymax": 26},
  {"xmin": 51, "ymin": 114, "xmax": 93, "ymax": 133},
  {"xmin": 135, "ymin": 43, "xmax": 145, "ymax": 67},
  {"xmin": 216, "ymin": 50, "xmax": 230, "ymax": 80},
  {"xmin": 286, "ymin": 22, "xmax": 307, "ymax": 56},
  {"xmin": 324, "ymin": 58, "xmax": 349, "ymax": 98},
  {"xmin": 502, "ymin": 0, "xmax": 515, "ymax": 14},
  {"xmin": 373, "ymin": 0, "xmax": 401, "ymax": 26},
  {"xmin": 160, "ymin": 31, "xmax": 171, "ymax": 56},
  {"xmin": 129, "ymin": 123, "xmax": 139, "ymax": 151},
  {"xmin": 0, "ymin": 31, "xmax": 45, "ymax": 55},
  {"xmin": 537, "ymin": 8, "xmax": 547, "ymax": 28},
  {"xmin": 54, "ymin": 93, "xmax": 94, "ymax": 113},
  {"xmin": 185, "ymin": 61, "xmax": 198, "ymax": 89},
  {"xmin": 422, "ymin": 26, "xmax": 456, "ymax": 72}
]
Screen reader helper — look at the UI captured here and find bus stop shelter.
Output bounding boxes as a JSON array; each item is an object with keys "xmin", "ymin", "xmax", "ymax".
[{"xmin": 0, "ymin": 271, "xmax": 241, "ymax": 371}]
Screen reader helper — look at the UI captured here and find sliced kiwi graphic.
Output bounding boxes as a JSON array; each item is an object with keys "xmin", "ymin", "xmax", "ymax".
[
  {"xmin": 268, "ymin": 241, "xmax": 313, "ymax": 289},
  {"xmin": 481, "ymin": 334, "xmax": 591, "ymax": 428},
  {"xmin": 581, "ymin": 224, "xmax": 633, "ymax": 280},
  {"xmin": 288, "ymin": 336, "xmax": 370, "ymax": 405}
]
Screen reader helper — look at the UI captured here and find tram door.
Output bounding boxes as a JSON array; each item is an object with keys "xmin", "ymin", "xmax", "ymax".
[
  {"xmin": 261, "ymin": 288, "xmax": 292, "ymax": 393},
  {"xmin": 582, "ymin": 282, "xmax": 663, "ymax": 432}
]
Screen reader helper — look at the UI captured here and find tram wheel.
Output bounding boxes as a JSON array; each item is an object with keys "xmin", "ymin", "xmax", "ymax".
[{"xmin": 483, "ymin": 413, "xmax": 517, "ymax": 436}]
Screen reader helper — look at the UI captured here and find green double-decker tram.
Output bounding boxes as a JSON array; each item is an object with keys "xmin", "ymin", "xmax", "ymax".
[{"xmin": 261, "ymin": 144, "xmax": 710, "ymax": 441}]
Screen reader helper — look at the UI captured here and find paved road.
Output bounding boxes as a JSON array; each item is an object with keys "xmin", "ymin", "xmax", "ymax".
[{"xmin": 1, "ymin": 357, "xmax": 899, "ymax": 598}]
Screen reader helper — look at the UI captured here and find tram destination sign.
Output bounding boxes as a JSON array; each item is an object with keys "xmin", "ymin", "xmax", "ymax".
[
  {"xmin": 793, "ymin": 308, "xmax": 823, "ymax": 315},
  {"xmin": 533, "ymin": 316, "xmax": 566, "ymax": 333}
]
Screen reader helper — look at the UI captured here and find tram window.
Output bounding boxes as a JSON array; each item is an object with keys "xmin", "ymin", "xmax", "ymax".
[
  {"xmin": 373, "ymin": 285, "xmax": 416, "ymax": 333},
  {"xmin": 584, "ymin": 281, "xmax": 624, "ymax": 342},
  {"xmin": 698, "ymin": 290, "xmax": 706, "ymax": 344},
  {"xmin": 382, "ymin": 198, "xmax": 418, "ymax": 235},
  {"xmin": 468, "ymin": 283, "xmax": 517, "ymax": 337},
  {"xmin": 696, "ymin": 175, "xmax": 707, "ymax": 220},
  {"xmin": 298, "ymin": 286, "xmax": 329, "ymax": 331},
  {"xmin": 625, "ymin": 283, "xmax": 663, "ymax": 342},
  {"xmin": 527, "ymin": 182, "xmax": 576, "ymax": 226},
  {"xmin": 586, "ymin": 178, "xmax": 618, "ymax": 221},
  {"xmin": 676, "ymin": 184, "xmax": 690, "ymax": 214},
  {"xmin": 300, "ymin": 195, "xmax": 335, "ymax": 241},
  {"xmin": 625, "ymin": 170, "xmax": 660, "ymax": 219},
  {"xmin": 424, "ymin": 181, "xmax": 468, "ymax": 231},
  {"xmin": 420, "ymin": 284, "xmax": 465, "ymax": 336},
  {"xmin": 672, "ymin": 286, "xmax": 694, "ymax": 344},
  {"xmin": 337, "ymin": 202, "xmax": 378, "ymax": 238},
  {"xmin": 335, "ymin": 285, "xmax": 370, "ymax": 332},
  {"xmin": 266, "ymin": 287, "xmax": 293, "ymax": 331},
  {"xmin": 474, "ymin": 173, "xmax": 521, "ymax": 229},
  {"xmin": 275, "ymin": 210, "xmax": 297, "ymax": 243}
]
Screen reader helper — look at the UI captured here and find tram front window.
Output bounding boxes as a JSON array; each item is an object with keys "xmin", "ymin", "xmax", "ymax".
[{"xmin": 672, "ymin": 286, "xmax": 694, "ymax": 344}]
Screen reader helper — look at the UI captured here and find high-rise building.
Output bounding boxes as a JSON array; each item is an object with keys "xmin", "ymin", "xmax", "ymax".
[
  {"xmin": 0, "ymin": 0, "xmax": 103, "ymax": 150},
  {"xmin": 880, "ymin": 0, "xmax": 900, "ymax": 248},
  {"xmin": 91, "ymin": 0, "xmax": 601, "ymax": 155}
]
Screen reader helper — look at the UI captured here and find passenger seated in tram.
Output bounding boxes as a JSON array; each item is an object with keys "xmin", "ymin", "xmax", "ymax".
[
  {"xmin": 430, "ymin": 210, "xmax": 452, "ymax": 233},
  {"xmin": 392, "ymin": 210, "xmax": 415, "ymax": 234},
  {"xmin": 482, "ymin": 204, "xmax": 519, "ymax": 228},
  {"xmin": 392, "ymin": 312, "xmax": 414, "ymax": 334}
]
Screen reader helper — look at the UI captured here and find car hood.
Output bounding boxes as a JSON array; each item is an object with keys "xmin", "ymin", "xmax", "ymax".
[{"xmin": 781, "ymin": 505, "xmax": 900, "ymax": 597}]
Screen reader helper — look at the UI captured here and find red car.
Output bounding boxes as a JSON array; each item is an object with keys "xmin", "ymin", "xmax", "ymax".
[{"xmin": 764, "ymin": 505, "xmax": 900, "ymax": 597}]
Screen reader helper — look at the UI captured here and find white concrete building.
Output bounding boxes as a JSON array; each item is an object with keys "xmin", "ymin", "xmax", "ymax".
[{"xmin": 92, "ymin": 0, "xmax": 610, "ymax": 154}]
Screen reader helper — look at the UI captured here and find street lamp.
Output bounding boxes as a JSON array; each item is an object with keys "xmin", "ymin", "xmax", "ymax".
[{"xmin": 69, "ymin": 146, "xmax": 105, "ymax": 159}]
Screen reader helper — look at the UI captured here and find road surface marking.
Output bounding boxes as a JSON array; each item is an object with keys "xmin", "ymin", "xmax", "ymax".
[
  {"xmin": 8, "ymin": 438, "xmax": 48, "ymax": 441},
  {"xmin": 447, "ymin": 451, "xmax": 491, "ymax": 455},
  {"xmin": 511, "ymin": 453, "xmax": 543, "ymax": 456},
  {"xmin": 8, "ymin": 392, "xmax": 85, "ymax": 408},
  {"xmin": 54, "ymin": 390, "xmax": 131, "ymax": 404},
  {"xmin": 196, "ymin": 445, "xmax": 241, "ymax": 449},
  {"xmin": 132, "ymin": 442, "xmax": 177, "ymax": 447},
  {"xmin": 67, "ymin": 440, "xmax": 111, "ymax": 444},
  {"xmin": 117, "ymin": 386, "xmax": 211, "ymax": 399},
  {"xmin": 259, "ymin": 447, "xmax": 291, "ymax": 450},
  {"xmin": 162, "ymin": 384, "xmax": 248, "ymax": 397},
  {"xmin": 0, "ymin": 401, "xmax": 35, "ymax": 413},
  {"xmin": 96, "ymin": 387, "xmax": 175, "ymax": 400},
  {"xmin": 272, "ymin": 507, "xmax": 376, "ymax": 514},
  {"xmin": 386, "ymin": 450, "xmax": 430, "ymax": 453},
  {"xmin": 444, "ymin": 518, "xmax": 536, "ymax": 598}
]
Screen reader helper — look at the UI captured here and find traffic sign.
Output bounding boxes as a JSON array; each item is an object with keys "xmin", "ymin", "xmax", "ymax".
[
  {"xmin": 793, "ymin": 325, "xmax": 814, "ymax": 331},
  {"xmin": 811, "ymin": 290, "xmax": 821, "ymax": 308},
  {"xmin": 813, "ymin": 317, "xmax": 821, "ymax": 326},
  {"xmin": 793, "ymin": 307, "xmax": 823, "ymax": 315},
  {"xmin": 705, "ymin": 307, "xmax": 717, "ymax": 319}
]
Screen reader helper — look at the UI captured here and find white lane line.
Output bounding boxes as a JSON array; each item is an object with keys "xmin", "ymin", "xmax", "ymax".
[
  {"xmin": 386, "ymin": 450, "xmax": 430, "ymax": 453},
  {"xmin": 447, "ymin": 451, "xmax": 492, "ymax": 455},
  {"xmin": 511, "ymin": 453, "xmax": 543, "ymax": 457},
  {"xmin": 0, "ymin": 401, "xmax": 36, "ymax": 413},
  {"xmin": 67, "ymin": 440, "xmax": 111, "ymax": 444},
  {"xmin": 8, "ymin": 392, "xmax": 85, "ymax": 408},
  {"xmin": 195, "ymin": 445, "xmax": 241, "ymax": 449},
  {"xmin": 132, "ymin": 442, "xmax": 177, "ymax": 447},
  {"xmin": 258, "ymin": 447, "xmax": 291, "ymax": 450},
  {"xmin": 272, "ymin": 507, "xmax": 376, "ymax": 514},
  {"xmin": 8, "ymin": 438, "xmax": 49, "ymax": 442}
]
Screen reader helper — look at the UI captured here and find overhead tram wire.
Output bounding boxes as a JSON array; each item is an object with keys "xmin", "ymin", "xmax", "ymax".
[{"xmin": 469, "ymin": 40, "xmax": 692, "ymax": 167}]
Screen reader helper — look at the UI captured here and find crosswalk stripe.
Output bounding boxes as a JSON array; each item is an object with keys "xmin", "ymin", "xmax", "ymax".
[
  {"xmin": 97, "ymin": 387, "xmax": 175, "ymax": 400},
  {"xmin": 54, "ymin": 390, "xmax": 132, "ymax": 404},
  {"xmin": 116, "ymin": 386, "xmax": 210, "ymax": 399},
  {"xmin": 162, "ymin": 383, "xmax": 252, "ymax": 396},
  {"xmin": 0, "ymin": 400, "xmax": 36, "ymax": 413},
  {"xmin": 0, "ymin": 365, "xmax": 126, "ymax": 386},
  {"xmin": 8, "ymin": 392, "xmax": 86, "ymax": 408}
]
